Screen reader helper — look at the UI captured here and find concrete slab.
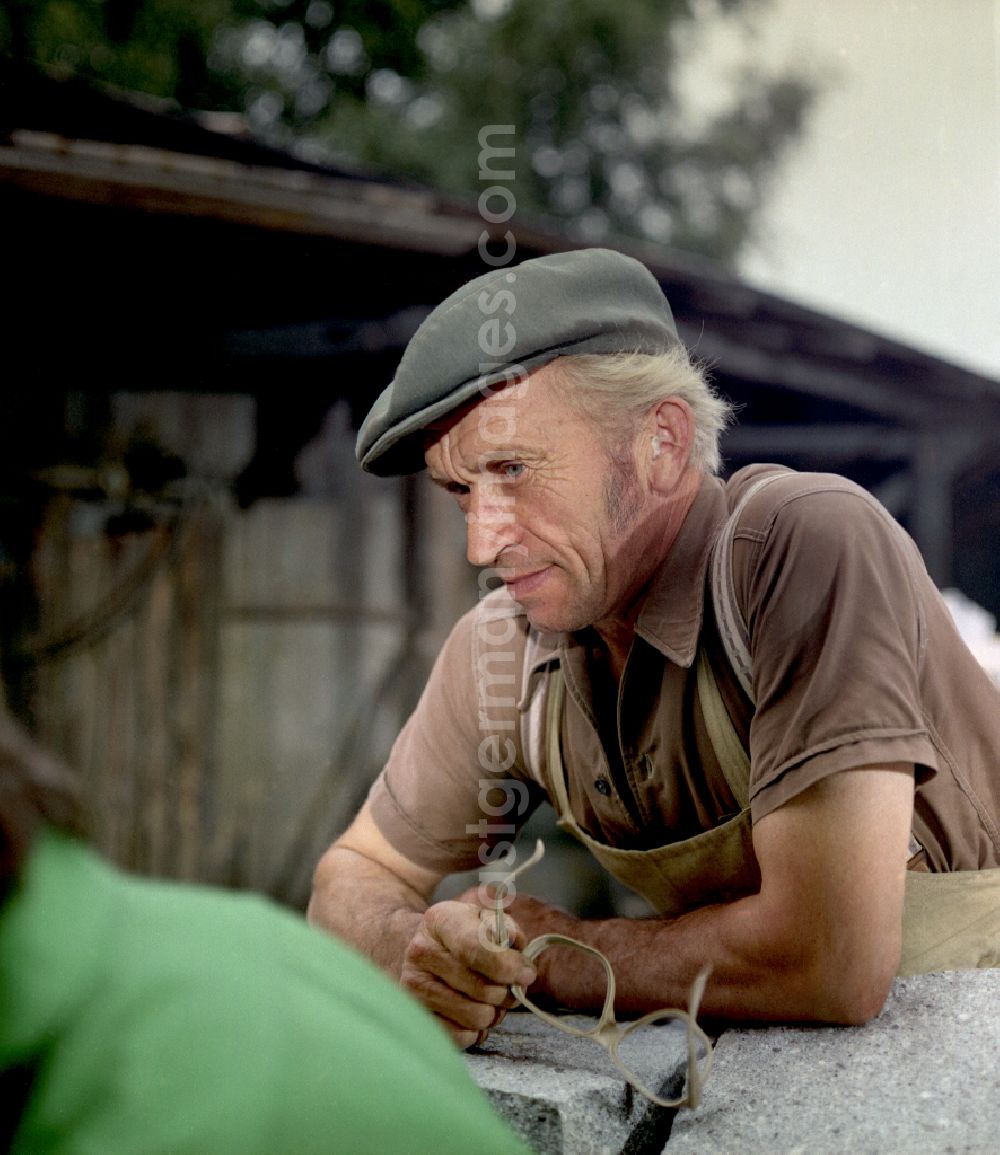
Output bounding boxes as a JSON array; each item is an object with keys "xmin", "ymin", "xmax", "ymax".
[
  {"xmin": 465, "ymin": 1008, "xmax": 691, "ymax": 1154},
  {"xmin": 668, "ymin": 970, "xmax": 1000, "ymax": 1154}
]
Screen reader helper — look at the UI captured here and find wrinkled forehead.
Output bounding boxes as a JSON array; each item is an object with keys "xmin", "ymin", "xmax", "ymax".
[{"xmin": 421, "ymin": 369, "xmax": 553, "ymax": 466}]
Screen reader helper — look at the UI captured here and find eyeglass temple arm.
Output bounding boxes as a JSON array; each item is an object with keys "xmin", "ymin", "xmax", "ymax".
[
  {"xmin": 493, "ymin": 841, "xmax": 714, "ymax": 1110},
  {"xmin": 493, "ymin": 838, "xmax": 546, "ymax": 948}
]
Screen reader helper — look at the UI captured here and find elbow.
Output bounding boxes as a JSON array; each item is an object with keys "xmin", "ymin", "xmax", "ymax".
[
  {"xmin": 761, "ymin": 910, "xmax": 899, "ymax": 1025},
  {"xmin": 305, "ymin": 882, "xmax": 325, "ymax": 929},
  {"xmin": 802, "ymin": 941, "xmax": 899, "ymax": 1026},
  {"xmin": 306, "ymin": 840, "xmax": 348, "ymax": 930},
  {"xmin": 818, "ymin": 971, "xmax": 893, "ymax": 1026}
]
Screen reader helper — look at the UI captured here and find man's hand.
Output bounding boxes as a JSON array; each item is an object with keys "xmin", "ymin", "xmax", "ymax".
[
  {"xmin": 400, "ymin": 900, "xmax": 536, "ymax": 1049},
  {"xmin": 309, "ymin": 804, "xmax": 537, "ymax": 1049},
  {"xmin": 456, "ymin": 886, "xmax": 598, "ymax": 1012}
]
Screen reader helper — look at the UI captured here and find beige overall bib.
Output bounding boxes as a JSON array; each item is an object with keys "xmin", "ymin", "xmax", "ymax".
[{"xmin": 541, "ymin": 655, "xmax": 1000, "ymax": 976}]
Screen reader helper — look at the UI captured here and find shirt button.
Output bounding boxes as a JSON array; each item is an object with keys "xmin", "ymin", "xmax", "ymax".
[{"xmin": 594, "ymin": 777, "xmax": 612, "ymax": 796}]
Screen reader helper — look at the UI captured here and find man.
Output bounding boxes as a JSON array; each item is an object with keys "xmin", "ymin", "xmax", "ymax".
[{"xmin": 308, "ymin": 247, "xmax": 1000, "ymax": 1050}]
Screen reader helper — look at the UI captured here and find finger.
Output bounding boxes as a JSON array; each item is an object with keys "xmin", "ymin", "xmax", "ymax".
[
  {"xmin": 400, "ymin": 964, "xmax": 503, "ymax": 1033},
  {"xmin": 445, "ymin": 1019, "xmax": 489, "ymax": 1051},
  {"xmin": 406, "ymin": 920, "xmax": 525, "ymax": 1007},
  {"xmin": 424, "ymin": 902, "xmax": 536, "ymax": 990},
  {"xmin": 439, "ymin": 1005, "xmax": 510, "ymax": 1051},
  {"xmin": 430, "ymin": 1007, "xmax": 484, "ymax": 1051},
  {"xmin": 478, "ymin": 904, "xmax": 530, "ymax": 953}
]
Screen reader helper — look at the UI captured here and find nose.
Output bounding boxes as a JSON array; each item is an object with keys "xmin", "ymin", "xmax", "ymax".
[{"xmin": 466, "ymin": 483, "xmax": 518, "ymax": 567}]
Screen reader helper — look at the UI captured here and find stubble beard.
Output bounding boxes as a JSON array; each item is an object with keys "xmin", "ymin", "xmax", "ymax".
[
  {"xmin": 519, "ymin": 457, "xmax": 641, "ymax": 635},
  {"xmin": 603, "ymin": 438, "xmax": 642, "ymax": 537}
]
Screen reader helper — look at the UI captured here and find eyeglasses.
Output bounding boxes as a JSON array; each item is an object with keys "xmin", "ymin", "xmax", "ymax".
[{"xmin": 492, "ymin": 839, "xmax": 714, "ymax": 1110}]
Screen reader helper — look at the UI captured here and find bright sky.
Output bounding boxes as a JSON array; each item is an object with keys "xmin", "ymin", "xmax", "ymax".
[{"xmin": 705, "ymin": 0, "xmax": 1000, "ymax": 379}]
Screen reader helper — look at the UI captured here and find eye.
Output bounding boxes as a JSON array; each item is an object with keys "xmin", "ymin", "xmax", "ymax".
[{"xmin": 499, "ymin": 461, "xmax": 525, "ymax": 482}]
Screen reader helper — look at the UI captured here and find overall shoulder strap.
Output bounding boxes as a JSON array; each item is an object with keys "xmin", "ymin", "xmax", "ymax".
[
  {"xmin": 709, "ymin": 472, "xmax": 786, "ymax": 705},
  {"xmin": 696, "ymin": 647, "xmax": 750, "ymax": 809},
  {"xmin": 699, "ymin": 471, "xmax": 787, "ymax": 804},
  {"xmin": 519, "ymin": 631, "xmax": 558, "ymax": 793}
]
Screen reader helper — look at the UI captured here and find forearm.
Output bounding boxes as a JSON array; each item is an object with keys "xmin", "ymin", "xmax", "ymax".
[
  {"xmin": 307, "ymin": 843, "xmax": 427, "ymax": 980},
  {"xmin": 512, "ymin": 889, "xmax": 893, "ymax": 1026},
  {"xmin": 511, "ymin": 768, "xmax": 912, "ymax": 1027}
]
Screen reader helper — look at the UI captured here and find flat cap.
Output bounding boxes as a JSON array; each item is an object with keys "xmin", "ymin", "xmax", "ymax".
[{"xmin": 356, "ymin": 247, "xmax": 682, "ymax": 475}]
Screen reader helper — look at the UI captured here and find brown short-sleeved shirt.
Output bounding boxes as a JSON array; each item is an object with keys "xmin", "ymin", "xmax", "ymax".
[{"xmin": 369, "ymin": 465, "xmax": 1000, "ymax": 874}]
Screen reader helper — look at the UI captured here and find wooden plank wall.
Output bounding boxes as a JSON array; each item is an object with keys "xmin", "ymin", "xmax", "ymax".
[{"xmin": 28, "ymin": 398, "xmax": 476, "ymax": 909}]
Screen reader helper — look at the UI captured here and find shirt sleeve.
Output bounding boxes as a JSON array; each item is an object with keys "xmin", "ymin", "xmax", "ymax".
[
  {"xmin": 744, "ymin": 480, "xmax": 941, "ymax": 823},
  {"xmin": 367, "ymin": 597, "xmax": 538, "ymax": 873}
]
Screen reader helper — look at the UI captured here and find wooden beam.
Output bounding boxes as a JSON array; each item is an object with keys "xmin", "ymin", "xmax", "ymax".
[
  {"xmin": 0, "ymin": 133, "xmax": 481, "ymax": 254},
  {"xmin": 722, "ymin": 425, "xmax": 914, "ymax": 461},
  {"xmin": 683, "ymin": 329, "xmax": 947, "ymax": 424}
]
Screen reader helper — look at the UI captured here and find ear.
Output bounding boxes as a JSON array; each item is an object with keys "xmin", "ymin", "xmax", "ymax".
[{"xmin": 647, "ymin": 398, "xmax": 694, "ymax": 494}]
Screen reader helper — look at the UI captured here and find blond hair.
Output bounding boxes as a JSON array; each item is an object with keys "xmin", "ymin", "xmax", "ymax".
[{"xmin": 552, "ymin": 350, "xmax": 733, "ymax": 475}]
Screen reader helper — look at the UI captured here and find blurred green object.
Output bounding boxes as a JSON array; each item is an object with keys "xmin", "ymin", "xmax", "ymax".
[{"xmin": 0, "ymin": 828, "xmax": 529, "ymax": 1155}]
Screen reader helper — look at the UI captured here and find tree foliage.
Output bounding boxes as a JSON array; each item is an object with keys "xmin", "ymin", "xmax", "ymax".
[
  {"xmin": 3, "ymin": 0, "xmax": 820, "ymax": 262},
  {"xmin": 1, "ymin": 0, "xmax": 252, "ymax": 108}
]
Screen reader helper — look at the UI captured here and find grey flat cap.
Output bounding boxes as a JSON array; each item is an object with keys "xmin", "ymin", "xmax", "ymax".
[{"xmin": 355, "ymin": 247, "xmax": 682, "ymax": 475}]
